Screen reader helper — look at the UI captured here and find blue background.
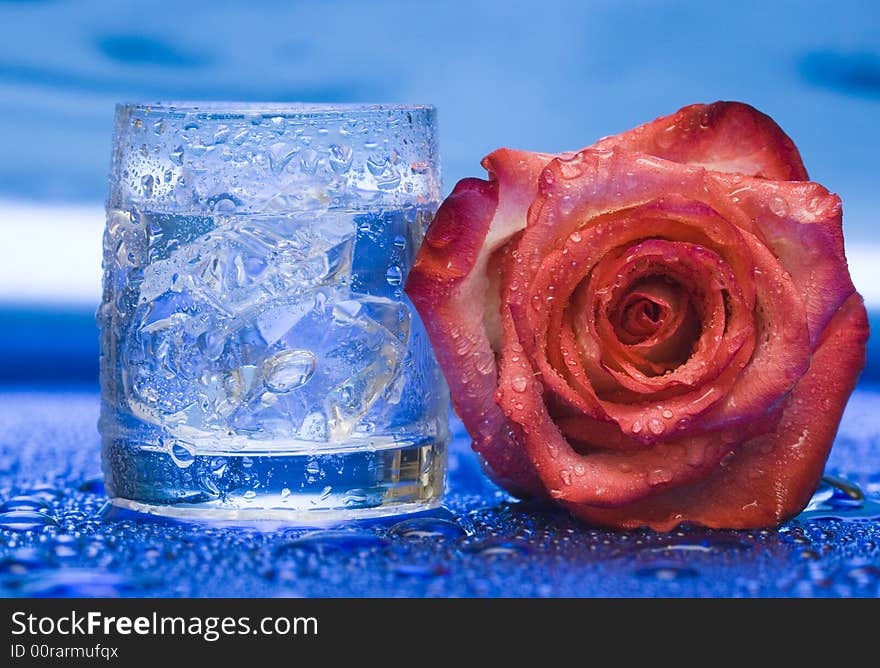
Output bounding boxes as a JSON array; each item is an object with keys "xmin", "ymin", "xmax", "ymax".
[
  {"xmin": 0, "ymin": 0, "xmax": 878, "ymax": 385},
  {"xmin": 0, "ymin": 0, "xmax": 879, "ymax": 599}
]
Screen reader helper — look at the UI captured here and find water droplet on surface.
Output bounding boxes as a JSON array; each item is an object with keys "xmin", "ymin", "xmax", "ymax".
[
  {"xmin": 634, "ymin": 562, "xmax": 699, "ymax": 580},
  {"xmin": 661, "ymin": 409, "xmax": 674, "ymax": 419},
  {"xmin": 631, "ymin": 421, "xmax": 642, "ymax": 434},
  {"xmin": 465, "ymin": 538, "xmax": 530, "ymax": 557},
  {"xmin": 14, "ymin": 569, "xmax": 137, "ymax": 597},
  {"xmin": 648, "ymin": 418, "xmax": 665, "ymax": 435},
  {"xmin": 77, "ymin": 478, "xmax": 106, "ymax": 495},
  {"xmin": 391, "ymin": 562, "xmax": 449, "ymax": 578},
  {"xmin": 26, "ymin": 485, "xmax": 63, "ymax": 503},
  {"xmin": 389, "ymin": 517, "xmax": 466, "ymax": 540},
  {"xmin": 800, "ymin": 476, "xmax": 880, "ymax": 520},
  {"xmin": 0, "ymin": 496, "xmax": 50, "ymax": 512},
  {"xmin": 640, "ymin": 534, "xmax": 753, "ymax": 555},
  {"xmin": 0, "ymin": 510, "xmax": 59, "ymax": 532},
  {"xmin": 276, "ymin": 530, "xmax": 388, "ymax": 555},
  {"xmin": 0, "ymin": 548, "xmax": 52, "ymax": 575},
  {"xmin": 263, "ymin": 350, "xmax": 317, "ymax": 392}
]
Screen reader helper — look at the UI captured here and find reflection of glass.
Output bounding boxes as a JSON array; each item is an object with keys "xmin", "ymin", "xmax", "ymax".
[{"xmin": 99, "ymin": 103, "xmax": 448, "ymax": 520}]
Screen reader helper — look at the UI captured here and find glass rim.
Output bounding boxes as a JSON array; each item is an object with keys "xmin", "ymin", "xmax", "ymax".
[{"xmin": 117, "ymin": 101, "xmax": 436, "ymax": 118}]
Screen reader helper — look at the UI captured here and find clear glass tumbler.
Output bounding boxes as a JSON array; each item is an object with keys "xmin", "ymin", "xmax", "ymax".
[{"xmin": 99, "ymin": 102, "xmax": 449, "ymax": 521}]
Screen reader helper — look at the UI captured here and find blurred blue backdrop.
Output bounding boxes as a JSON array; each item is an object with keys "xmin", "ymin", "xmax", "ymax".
[{"xmin": 0, "ymin": 0, "xmax": 877, "ymax": 384}]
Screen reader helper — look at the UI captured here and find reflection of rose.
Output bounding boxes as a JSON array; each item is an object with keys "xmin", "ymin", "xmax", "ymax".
[{"xmin": 406, "ymin": 102, "xmax": 868, "ymax": 530}]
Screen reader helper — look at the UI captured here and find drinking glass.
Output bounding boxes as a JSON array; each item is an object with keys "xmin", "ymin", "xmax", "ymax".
[{"xmin": 99, "ymin": 102, "xmax": 449, "ymax": 520}]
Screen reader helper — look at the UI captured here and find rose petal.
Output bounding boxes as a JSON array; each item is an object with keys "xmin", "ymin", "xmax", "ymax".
[
  {"xmin": 711, "ymin": 174, "xmax": 853, "ymax": 346},
  {"xmin": 565, "ymin": 293, "xmax": 869, "ymax": 530},
  {"xmin": 496, "ymin": 333, "xmax": 738, "ymax": 506},
  {"xmin": 594, "ymin": 101, "xmax": 808, "ymax": 180},
  {"xmin": 405, "ymin": 150, "xmax": 553, "ymax": 495}
]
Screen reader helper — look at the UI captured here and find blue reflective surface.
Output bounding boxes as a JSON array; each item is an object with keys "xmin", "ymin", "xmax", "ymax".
[{"xmin": 0, "ymin": 389, "xmax": 878, "ymax": 597}]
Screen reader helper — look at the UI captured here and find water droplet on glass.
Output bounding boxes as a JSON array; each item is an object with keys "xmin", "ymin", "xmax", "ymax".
[
  {"xmin": 328, "ymin": 144, "xmax": 353, "ymax": 174},
  {"xmin": 263, "ymin": 350, "xmax": 317, "ymax": 393},
  {"xmin": 141, "ymin": 175, "xmax": 154, "ymax": 197},
  {"xmin": 343, "ymin": 488, "xmax": 369, "ymax": 507},
  {"xmin": 169, "ymin": 443, "xmax": 195, "ymax": 468},
  {"xmin": 385, "ymin": 265, "xmax": 403, "ymax": 286}
]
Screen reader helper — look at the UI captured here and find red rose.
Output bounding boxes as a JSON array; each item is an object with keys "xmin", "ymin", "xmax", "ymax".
[{"xmin": 406, "ymin": 101, "xmax": 869, "ymax": 530}]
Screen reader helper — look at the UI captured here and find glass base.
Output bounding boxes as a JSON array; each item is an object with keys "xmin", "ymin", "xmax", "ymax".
[{"xmin": 102, "ymin": 436, "xmax": 447, "ymax": 524}]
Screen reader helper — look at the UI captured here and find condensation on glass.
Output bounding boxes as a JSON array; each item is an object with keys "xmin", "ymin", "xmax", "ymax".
[{"xmin": 99, "ymin": 102, "xmax": 449, "ymax": 520}]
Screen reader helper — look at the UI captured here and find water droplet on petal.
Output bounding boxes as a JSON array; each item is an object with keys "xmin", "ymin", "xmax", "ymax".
[
  {"xmin": 511, "ymin": 376, "xmax": 528, "ymax": 393},
  {"xmin": 769, "ymin": 196, "xmax": 788, "ymax": 217}
]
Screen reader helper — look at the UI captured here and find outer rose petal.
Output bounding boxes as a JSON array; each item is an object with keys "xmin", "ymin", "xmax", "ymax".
[
  {"xmin": 711, "ymin": 174, "xmax": 853, "ymax": 346},
  {"xmin": 594, "ymin": 101, "xmax": 808, "ymax": 181},
  {"xmin": 568, "ymin": 294, "xmax": 869, "ymax": 530},
  {"xmin": 405, "ymin": 150, "xmax": 553, "ymax": 496}
]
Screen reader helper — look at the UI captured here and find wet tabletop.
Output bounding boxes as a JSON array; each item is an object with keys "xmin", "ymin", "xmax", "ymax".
[{"xmin": 1, "ymin": 387, "xmax": 879, "ymax": 598}]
